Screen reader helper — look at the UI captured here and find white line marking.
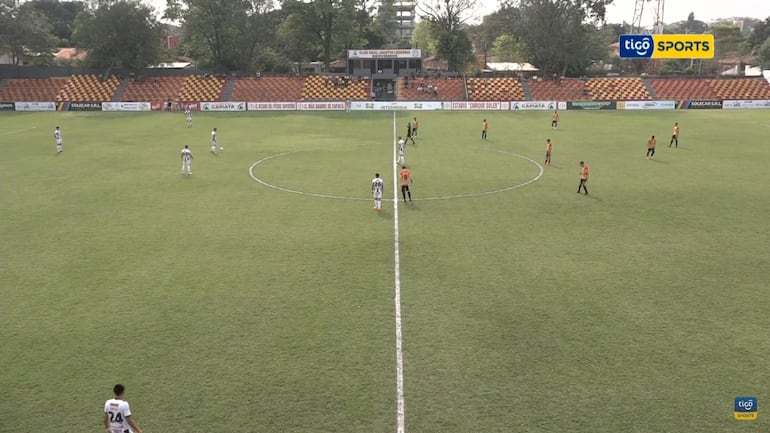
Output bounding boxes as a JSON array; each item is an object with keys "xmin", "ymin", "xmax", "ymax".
[
  {"xmin": 0, "ymin": 126, "xmax": 37, "ymax": 136},
  {"xmin": 248, "ymin": 149, "xmax": 543, "ymax": 201},
  {"xmin": 392, "ymin": 111, "xmax": 406, "ymax": 433}
]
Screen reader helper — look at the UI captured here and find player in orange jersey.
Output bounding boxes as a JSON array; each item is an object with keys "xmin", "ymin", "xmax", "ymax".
[
  {"xmin": 399, "ymin": 165, "xmax": 413, "ymax": 202},
  {"xmin": 551, "ymin": 110, "xmax": 559, "ymax": 130},
  {"xmin": 481, "ymin": 119, "xmax": 488, "ymax": 140},
  {"xmin": 577, "ymin": 161, "xmax": 589, "ymax": 195},
  {"xmin": 646, "ymin": 135, "xmax": 656, "ymax": 159},
  {"xmin": 544, "ymin": 139, "xmax": 553, "ymax": 166},
  {"xmin": 669, "ymin": 122, "xmax": 679, "ymax": 147}
]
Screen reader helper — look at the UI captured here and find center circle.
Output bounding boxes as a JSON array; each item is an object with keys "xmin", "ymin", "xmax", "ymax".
[{"xmin": 248, "ymin": 149, "xmax": 543, "ymax": 201}]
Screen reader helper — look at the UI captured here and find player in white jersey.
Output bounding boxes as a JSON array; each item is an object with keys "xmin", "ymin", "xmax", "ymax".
[
  {"xmin": 371, "ymin": 173, "xmax": 384, "ymax": 211},
  {"xmin": 210, "ymin": 127, "xmax": 218, "ymax": 154},
  {"xmin": 397, "ymin": 136, "xmax": 405, "ymax": 165},
  {"xmin": 54, "ymin": 126, "xmax": 62, "ymax": 154},
  {"xmin": 104, "ymin": 384, "xmax": 143, "ymax": 433},
  {"xmin": 184, "ymin": 108, "xmax": 192, "ymax": 128},
  {"xmin": 181, "ymin": 144, "xmax": 193, "ymax": 174}
]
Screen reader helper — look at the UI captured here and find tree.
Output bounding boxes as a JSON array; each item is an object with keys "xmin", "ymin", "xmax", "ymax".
[
  {"xmin": 166, "ymin": 0, "xmax": 274, "ymax": 71},
  {"xmin": 747, "ymin": 17, "xmax": 770, "ymax": 52},
  {"xmin": 73, "ymin": 1, "xmax": 162, "ymax": 70},
  {"xmin": 516, "ymin": 0, "xmax": 614, "ymax": 76},
  {"xmin": 26, "ymin": 0, "xmax": 86, "ymax": 47},
  {"xmin": 757, "ymin": 37, "xmax": 770, "ymax": 68},
  {"xmin": 419, "ymin": 0, "xmax": 477, "ymax": 71},
  {"xmin": 491, "ymin": 34, "xmax": 526, "ymax": 62},
  {"xmin": 411, "ymin": 20, "xmax": 438, "ymax": 57},
  {"xmin": 0, "ymin": 0, "xmax": 57, "ymax": 65},
  {"xmin": 278, "ymin": 3, "xmax": 322, "ymax": 74}
]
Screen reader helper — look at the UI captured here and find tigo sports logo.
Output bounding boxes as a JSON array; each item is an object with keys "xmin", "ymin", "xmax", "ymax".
[
  {"xmin": 619, "ymin": 34, "xmax": 714, "ymax": 59},
  {"xmin": 734, "ymin": 397, "xmax": 757, "ymax": 420}
]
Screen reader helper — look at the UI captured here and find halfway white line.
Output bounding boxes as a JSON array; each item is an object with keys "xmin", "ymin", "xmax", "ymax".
[
  {"xmin": 248, "ymin": 149, "xmax": 543, "ymax": 201},
  {"xmin": 0, "ymin": 126, "xmax": 37, "ymax": 136},
  {"xmin": 392, "ymin": 111, "xmax": 406, "ymax": 433}
]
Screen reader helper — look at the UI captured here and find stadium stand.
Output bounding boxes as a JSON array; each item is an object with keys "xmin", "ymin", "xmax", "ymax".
[
  {"xmin": 466, "ymin": 78, "xmax": 525, "ymax": 101},
  {"xmin": 709, "ymin": 78, "xmax": 770, "ymax": 100},
  {"xmin": 121, "ymin": 76, "xmax": 187, "ymax": 103},
  {"xmin": 56, "ymin": 74, "xmax": 120, "ymax": 101},
  {"xmin": 649, "ymin": 79, "xmax": 718, "ymax": 100},
  {"xmin": 178, "ymin": 75, "xmax": 226, "ymax": 101},
  {"xmin": 0, "ymin": 78, "xmax": 69, "ymax": 101},
  {"xmin": 528, "ymin": 78, "xmax": 589, "ymax": 101},
  {"xmin": 586, "ymin": 77, "xmax": 651, "ymax": 100},
  {"xmin": 231, "ymin": 76, "xmax": 305, "ymax": 101},
  {"xmin": 397, "ymin": 76, "xmax": 465, "ymax": 100},
  {"xmin": 302, "ymin": 75, "xmax": 369, "ymax": 100}
]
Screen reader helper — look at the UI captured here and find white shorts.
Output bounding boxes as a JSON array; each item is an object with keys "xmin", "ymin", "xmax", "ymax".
[
  {"xmin": 373, "ymin": 192, "xmax": 382, "ymax": 200},
  {"xmin": 211, "ymin": 145, "xmax": 217, "ymax": 151},
  {"xmin": 56, "ymin": 140, "xmax": 62, "ymax": 146}
]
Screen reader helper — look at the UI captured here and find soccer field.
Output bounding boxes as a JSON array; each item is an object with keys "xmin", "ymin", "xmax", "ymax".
[{"xmin": 1, "ymin": 109, "xmax": 769, "ymax": 433}]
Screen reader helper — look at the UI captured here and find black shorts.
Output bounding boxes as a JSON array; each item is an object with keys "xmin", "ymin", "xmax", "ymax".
[
  {"xmin": 545, "ymin": 151, "xmax": 551, "ymax": 157},
  {"xmin": 671, "ymin": 134, "xmax": 677, "ymax": 139},
  {"xmin": 401, "ymin": 185, "xmax": 410, "ymax": 192},
  {"xmin": 551, "ymin": 120, "xmax": 558, "ymax": 126}
]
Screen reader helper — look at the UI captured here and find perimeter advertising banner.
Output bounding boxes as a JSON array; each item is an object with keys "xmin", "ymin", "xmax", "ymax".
[
  {"xmin": 247, "ymin": 102, "xmax": 297, "ymax": 111},
  {"xmin": 567, "ymin": 101, "xmax": 616, "ymax": 110},
  {"xmin": 349, "ymin": 101, "xmax": 442, "ymax": 111},
  {"xmin": 14, "ymin": 101, "xmax": 56, "ymax": 112},
  {"xmin": 0, "ymin": 102, "xmax": 14, "ymax": 111},
  {"xmin": 722, "ymin": 99, "xmax": 770, "ymax": 109},
  {"xmin": 200, "ymin": 101, "xmax": 246, "ymax": 112},
  {"xmin": 677, "ymin": 100, "xmax": 723, "ymax": 109},
  {"xmin": 620, "ymin": 100, "xmax": 676, "ymax": 110},
  {"xmin": 510, "ymin": 101, "xmax": 557, "ymax": 110},
  {"xmin": 58, "ymin": 101, "xmax": 102, "ymax": 111},
  {"xmin": 102, "ymin": 102, "xmax": 151, "ymax": 112},
  {"xmin": 296, "ymin": 101, "xmax": 346, "ymax": 111},
  {"xmin": 444, "ymin": 101, "xmax": 510, "ymax": 110}
]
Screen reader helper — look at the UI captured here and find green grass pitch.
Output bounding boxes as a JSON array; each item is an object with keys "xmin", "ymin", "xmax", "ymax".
[{"xmin": 1, "ymin": 109, "xmax": 769, "ymax": 433}]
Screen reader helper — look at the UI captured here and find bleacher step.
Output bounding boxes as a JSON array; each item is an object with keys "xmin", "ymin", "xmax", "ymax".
[
  {"xmin": 642, "ymin": 77, "xmax": 658, "ymax": 99},
  {"xmin": 520, "ymin": 79, "xmax": 533, "ymax": 101},
  {"xmin": 220, "ymin": 77, "xmax": 236, "ymax": 101},
  {"xmin": 112, "ymin": 77, "xmax": 130, "ymax": 102}
]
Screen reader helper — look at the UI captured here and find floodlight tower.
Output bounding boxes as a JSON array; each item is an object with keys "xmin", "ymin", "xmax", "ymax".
[{"xmin": 632, "ymin": 0, "xmax": 665, "ymax": 34}]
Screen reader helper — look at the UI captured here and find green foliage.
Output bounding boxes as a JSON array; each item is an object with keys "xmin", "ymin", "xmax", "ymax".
[
  {"xmin": 436, "ymin": 27, "xmax": 474, "ymax": 71},
  {"xmin": 0, "ymin": 1, "xmax": 58, "ymax": 65},
  {"xmin": 517, "ymin": 0, "xmax": 612, "ymax": 76},
  {"xmin": 166, "ymin": 0, "xmax": 274, "ymax": 71},
  {"xmin": 72, "ymin": 1, "xmax": 162, "ymax": 70},
  {"xmin": 757, "ymin": 37, "xmax": 770, "ymax": 68},
  {"xmin": 26, "ymin": 0, "xmax": 86, "ymax": 47},
  {"xmin": 491, "ymin": 34, "xmax": 526, "ymax": 62},
  {"xmin": 709, "ymin": 23, "xmax": 747, "ymax": 58},
  {"xmin": 419, "ymin": 0, "xmax": 476, "ymax": 71},
  {"xmin": 411, "ymin": 21, "xmax": 438, "ymax": 58},
  {"xmin": 746, "ymin": 17, "xmax": 770, "ymax": 52}
]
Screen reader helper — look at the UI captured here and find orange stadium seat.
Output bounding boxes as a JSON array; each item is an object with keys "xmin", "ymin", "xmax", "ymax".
[
  {"xmin": 231, "ymin": 76, "xmax": 305, "ymax": 101},
  {"xmin": 0, "ymin": 78, "xmax": 69, "ymax": 101},
  {"xmin": 302, "ymin": 75, "xmax": 369, "ymax": 100},
  {"xmin": 466, "ymin": 78, "xmax": 525, "ymax": 101},
  {"xmin": 528, "ymin": 78, "xmax": 588, "ymax": 101},
  {"xmin": 56, "ymin": 74, "xmax": 120, "ymax": 101},
  {"xmin": 586, "ymin": 78, "xmax": 651, "ymax": 100},
  {"xmin": 397, "ymin": 77, "xmax": 465, "ymax": 100},
  {"xmin": 121, "ymin": 76, "xmax": 187, "ymax": 103},
  {"xmin": 649, "ymin": 79, "xmax": 717, "ymax": 100},
  {"xmin": 709, "ymin": 78, "xmax": 770, "ymax": 100},
  {"xmin": 178, "ymin": 75, "xmax": 225, "ymax": 102}
]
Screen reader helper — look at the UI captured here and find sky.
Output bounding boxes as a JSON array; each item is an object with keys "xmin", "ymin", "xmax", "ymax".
[{"xmin": 474, "ymin": 0, "xmax": 770, "ymax": 26}]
